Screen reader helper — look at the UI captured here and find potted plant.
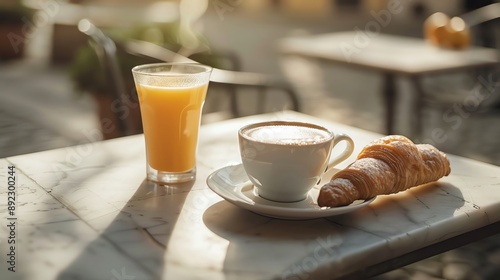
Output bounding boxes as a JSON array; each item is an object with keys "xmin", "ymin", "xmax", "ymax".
[{"xmin": 0, "ymin": 1, "xmax": 34, "ymax": 59}]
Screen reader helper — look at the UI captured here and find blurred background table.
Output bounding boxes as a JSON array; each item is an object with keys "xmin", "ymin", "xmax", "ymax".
[
  {"xmin": 279, "ymin": 31, "xmax": 500, "ymax": 136},
  {"xmin": 2, "ymin": 111, "xmax": 500, "ymax": 280}
]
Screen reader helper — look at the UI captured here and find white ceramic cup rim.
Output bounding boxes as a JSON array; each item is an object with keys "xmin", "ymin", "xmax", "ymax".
[{"xmin": 238, "ymin": 121, "xmax": 334, "ymax": 145}]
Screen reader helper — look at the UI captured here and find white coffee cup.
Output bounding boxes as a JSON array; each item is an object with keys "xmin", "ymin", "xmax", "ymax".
[{"xmin": 238, "ymin": 121, "xmax": 354, "ymax": 202}]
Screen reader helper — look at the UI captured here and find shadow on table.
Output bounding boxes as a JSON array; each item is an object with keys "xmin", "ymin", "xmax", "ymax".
[
  {"xmin": 202, "ymin": 181, "xmax": 467, "ymax": 280},
  {"xmin": 56, "ymin": 178, "xmax": 194, "ymax": 280}
]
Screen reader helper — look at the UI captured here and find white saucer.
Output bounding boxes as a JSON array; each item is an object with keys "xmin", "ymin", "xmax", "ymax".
[{"xmin": 206, "ymin": 164, "xmax": 375, "ymax": 220}]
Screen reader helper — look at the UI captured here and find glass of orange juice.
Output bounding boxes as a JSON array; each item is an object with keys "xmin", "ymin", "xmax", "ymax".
[{"xmin": 132, "ymin": 63, "xmax": 212, "ymax": 184}]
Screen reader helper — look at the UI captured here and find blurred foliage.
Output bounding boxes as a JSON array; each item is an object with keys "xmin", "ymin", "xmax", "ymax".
[
  {"xmin": 70, "ymin": 22, "xmax": 221, "ymax": 96},
  {"xmin": 0, "ymin": 2, "xmax": 34, "ymax": 25},
  {"xmin": 69, "ymin": 43, "xmax": 157, "ymax": 95}
]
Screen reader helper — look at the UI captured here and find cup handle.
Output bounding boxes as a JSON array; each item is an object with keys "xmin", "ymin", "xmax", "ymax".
[{"xmin": 327, "ymin": 133, "xmax": 355, "ymax": 170}]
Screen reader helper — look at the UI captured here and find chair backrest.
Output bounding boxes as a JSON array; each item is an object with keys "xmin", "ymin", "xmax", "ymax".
[
  {"xmin": 462, "ymin": 3, "xmax": 500, "ymax": 27},
  {"xmin": 124, "ymin": 39, "xmax": 300, "ymax": 117},
  {"xmin": 461, "ymin": 3, "xmax": 500, "ymax": 49},
  {"xmin": 78, "ymin": 19, "xmax": 131, "ymax": 137}
]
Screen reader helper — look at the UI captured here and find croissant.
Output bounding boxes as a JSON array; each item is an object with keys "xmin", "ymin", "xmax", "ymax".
[{"xmin": 318, "ymin": 135, "xmax": 451, "ymax": 207}]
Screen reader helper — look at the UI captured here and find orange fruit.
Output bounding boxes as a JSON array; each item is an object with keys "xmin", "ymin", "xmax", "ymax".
[
  {"xmin": 424, "ymin": 12, "xmax": 450, "ymax": 47},
  {"xmin": 442, "ymin": 17, "xmax": 471, "ymax": 50}
]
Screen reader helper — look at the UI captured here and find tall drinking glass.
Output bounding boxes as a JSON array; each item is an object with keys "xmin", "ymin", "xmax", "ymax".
[{"xmin": 132, "ymin": 63, "xmax": 212, "ymax": 184}]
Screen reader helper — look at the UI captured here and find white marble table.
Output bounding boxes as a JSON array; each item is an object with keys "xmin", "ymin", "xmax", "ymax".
[{"xmin": 1, "ymin": 111, "xmax": 500, "ymax": 280}]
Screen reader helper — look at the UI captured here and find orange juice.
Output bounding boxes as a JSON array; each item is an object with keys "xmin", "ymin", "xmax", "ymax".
[{"xmin": 136, "ymin": 83, "xmax": 208, "ymax": 172}]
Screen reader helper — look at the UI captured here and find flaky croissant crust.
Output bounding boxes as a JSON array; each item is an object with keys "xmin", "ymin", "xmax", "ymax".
[{"xmin": 318, "ymin": 135, "xmax": 451, "ymax": 207}]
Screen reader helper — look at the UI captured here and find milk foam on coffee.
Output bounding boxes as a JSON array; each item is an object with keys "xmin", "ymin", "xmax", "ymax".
[{"xmin": 244, "ymin": 125, "xmax": 331, "ymax": 145}]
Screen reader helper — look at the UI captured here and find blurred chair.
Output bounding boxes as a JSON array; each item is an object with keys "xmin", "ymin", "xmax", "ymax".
[
  {"xmin": 77, "ymin": 19, "xmax": 300, "ymax": 138},
  {"xmin": 461, "ymin": 1, "xmax": 499, "ymax": 48}
]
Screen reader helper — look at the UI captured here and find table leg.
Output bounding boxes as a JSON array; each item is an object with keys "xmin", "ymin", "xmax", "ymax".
[
  {"xmin": 382, "ymin": 73, "xmax": 397, "ymax": 135},
  {"xmin": 409, "ymin": 75, "xmax": 425, "ymax": 139}
]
